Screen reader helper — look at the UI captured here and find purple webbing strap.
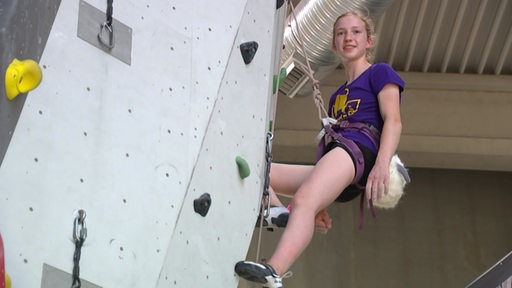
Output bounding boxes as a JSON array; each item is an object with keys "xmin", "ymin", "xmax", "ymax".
[
  {"xmin": 359, "ymin": 193, "xmax": 377, "ymax": 229},
  {"xmin": 338, "ymin": 121, "xmax": 380, "ymax": 149},
  {"xmin": 317, "ymin": 120, "xmax": 381, "ymax": 229},
  {"xmin": 322, "ymin": 124, "xmax": 365, "ymax": 185}
]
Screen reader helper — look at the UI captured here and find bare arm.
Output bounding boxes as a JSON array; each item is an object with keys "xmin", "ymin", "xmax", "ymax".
[{"xmin": 365, "ymin": 83, "xmax": 402, "ymax": 201}]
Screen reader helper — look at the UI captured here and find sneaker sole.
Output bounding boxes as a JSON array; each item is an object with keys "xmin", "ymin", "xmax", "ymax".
[
  {"xmin": 235, "ymin": 262, "xmax": 268, "ymax": 284},
  {"xmin": 271, "ymin": 213, "xmax": 289, "ymax": 228}
]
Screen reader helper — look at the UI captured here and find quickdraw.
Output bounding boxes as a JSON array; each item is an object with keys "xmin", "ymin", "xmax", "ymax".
[
  {"xmin": 71, "ymin": 209, "xmax": 87, "ymax": 288},
  {"xmin": 98, "ymin": 0, "xmax": 115, "ymax": 48},
  {"xmin": 255, "ymin": 132, "xmax": 274, "ymax": 261}
]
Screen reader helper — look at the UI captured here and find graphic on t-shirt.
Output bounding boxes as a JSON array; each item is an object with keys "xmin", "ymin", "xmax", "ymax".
[{"xmin": 331, "ymin": 87, "xmax": 360, "ymax": 120}]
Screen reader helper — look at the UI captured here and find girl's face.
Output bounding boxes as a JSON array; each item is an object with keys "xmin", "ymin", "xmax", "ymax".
[{"xmin": 332, "ymin": 14, "xmax": 373, "ymax": 63}]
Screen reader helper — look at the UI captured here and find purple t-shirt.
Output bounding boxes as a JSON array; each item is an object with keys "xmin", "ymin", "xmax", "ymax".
[{"xmin": 328, "ymin": 63, "xmax": 404, "ymax": 153}]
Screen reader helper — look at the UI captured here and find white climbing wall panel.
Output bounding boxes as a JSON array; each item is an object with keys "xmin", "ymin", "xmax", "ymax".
[{"xmin": 0, "ymin": 0, "xmax": 285, "ymax": 287}]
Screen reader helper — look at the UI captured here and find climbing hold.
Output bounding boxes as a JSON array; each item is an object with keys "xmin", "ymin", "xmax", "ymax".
[
  {"xmin": 276, "ymin": 0, "xmax": 285, "ymax": 9},
  {"xmin": 0, "ymin": 233, "xmax": 5, "ymax": 288},
  {"xmin": 240, "ymin": 41, "xmax": 259, "ymax": 64},
  {"xmin": 5, "ymin": 58, "xmax": 43, "ymax": 100},
  {"xmin": 193, "ymin": 193, "xmax": 212, "ymax": 217},
  {"xmin": 273, "ymin": 67, "xmax": 287, "ymax": 93},
  {"xmin": 5, "ymin": 273, "xmax": 10, "ymax": 288},
  {"xmin": 235, "ymin": 156, "xmax": 251, "ymax": 179}
]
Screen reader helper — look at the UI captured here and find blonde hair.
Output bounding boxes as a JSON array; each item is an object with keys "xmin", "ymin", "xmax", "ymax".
[{"xmin": 332, "ymin": 11, "xmax": 376, "ymax": 62}]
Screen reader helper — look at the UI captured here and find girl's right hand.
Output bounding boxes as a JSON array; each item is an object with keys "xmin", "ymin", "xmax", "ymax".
[{"xmin": 315, "ymin": 209, "xmax": 333, "ymax": 234}]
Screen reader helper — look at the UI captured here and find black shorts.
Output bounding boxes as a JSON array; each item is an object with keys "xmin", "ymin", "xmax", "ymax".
[{"xmin": 323, "ymin": 141, "xmax": 377, "ymax": 202}]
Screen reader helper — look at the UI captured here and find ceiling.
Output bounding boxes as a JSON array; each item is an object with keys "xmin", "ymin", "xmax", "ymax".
[
  {"xmin": 287, "ymin": 0, "xmax": 512, "ymax": 77},
  {"xmin": 373, "ymin": 0, "xmax": 512, "ymax": 76},
  {"xmin": 275, "ymin": 0, "xmax": 512, "ymax": 170}
]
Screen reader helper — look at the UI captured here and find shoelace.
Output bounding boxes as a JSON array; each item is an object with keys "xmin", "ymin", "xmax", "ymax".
[
  {"xmin": 281, "ymin": 271, "xmax": 293, "ymax": 279},
  {"xmin": 260, "ymin": 260, "xmax": 293, "ymax": 280}
]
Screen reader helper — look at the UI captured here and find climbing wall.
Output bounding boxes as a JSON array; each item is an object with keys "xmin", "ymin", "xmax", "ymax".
[{"xmin": 0, "ymin": 0, "xmax": 286, "ymax": 287}]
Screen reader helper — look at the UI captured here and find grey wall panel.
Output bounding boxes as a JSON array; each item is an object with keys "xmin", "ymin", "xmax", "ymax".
[{"xmin": 0, "ymin": 0, "xmax": 61, "ymax": 165}]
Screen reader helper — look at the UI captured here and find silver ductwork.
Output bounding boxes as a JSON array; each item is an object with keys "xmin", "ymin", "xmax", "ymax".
[{"xmin": 279, "ymin": 0, "xmax": 393, "ymax": 98}]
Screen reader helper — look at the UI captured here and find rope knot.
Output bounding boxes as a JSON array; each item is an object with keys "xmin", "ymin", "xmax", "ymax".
[
  {"xmin": 313, "ymin": 94, "xmax": 323, "ymax": 107},
  {"xmin": 312, "ymin": 79, "xmax": 320, "ymax": 90}
]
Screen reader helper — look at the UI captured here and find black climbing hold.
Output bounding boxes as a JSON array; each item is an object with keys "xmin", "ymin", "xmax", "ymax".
[
  {"xmin": 240, "ymin": 41, "xmax": 259, "ymax": 65},
  {"xmin": 276, "ymin": 0, "xmax": 285, "ymax": 9},
  {"xmin": 193, "ymin": 193, "xmax": 212, "ymax": 217}
]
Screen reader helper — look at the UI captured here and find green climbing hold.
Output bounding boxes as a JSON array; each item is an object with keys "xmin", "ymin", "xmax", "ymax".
[
  {"xmin": 235, "ymin": 156, "xmax": 250, "ymax": 179},
  {"xmin": 273, "ymin": 67, "xmax": 287, "ymax": 94}
]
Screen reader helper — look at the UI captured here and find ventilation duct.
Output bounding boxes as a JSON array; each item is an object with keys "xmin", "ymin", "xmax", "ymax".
[{"xmin": 279, "ymin": 0, "xmax": 393, "ymax": 98}]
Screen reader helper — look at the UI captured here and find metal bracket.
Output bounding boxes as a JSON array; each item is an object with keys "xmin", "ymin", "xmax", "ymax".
[
  {"xmin": 77, "ymin": 0, "xmax": 132, "ymax": 65},
  {"xmin": 41, "ymin": 263, "xmax": 102, "ymax": 288}
]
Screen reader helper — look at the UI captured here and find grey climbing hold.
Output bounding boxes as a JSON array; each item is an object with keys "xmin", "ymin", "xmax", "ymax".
[
  {"xmin": 276, "ymin": 0, "xmax": 285, "ymax": 9},
  {"xmin": 240, "ymin": 41, "xmax": 259, "ymax": 64},
  {"xmin": 193, "ymin": 193, "xmax": 212, "ymax": 217}
]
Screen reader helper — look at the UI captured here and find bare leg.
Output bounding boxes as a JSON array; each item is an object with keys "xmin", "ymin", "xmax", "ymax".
[
  {"xmin": 266, "ymin": 162, "xmax": 314, "ymax": 207},
  {"xmin": 268, "ymin": 186, "xmax": 285, "ymax": 207},
  {"xmin": 270, "ymin": 163, "xmax": 314, "ymax": 198},
  {"xmin": 267, "ymin": 148, "xmax": 355, "ymax": 275},
  {"xmin": 268, "ymin": 162, "xmax": 331, "ymax": 231}
]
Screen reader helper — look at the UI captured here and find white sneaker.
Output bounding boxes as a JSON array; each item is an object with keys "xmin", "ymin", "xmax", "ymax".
[{"xmin": 256, "ymin": 205, "xmax": 289, "ymax": 230}]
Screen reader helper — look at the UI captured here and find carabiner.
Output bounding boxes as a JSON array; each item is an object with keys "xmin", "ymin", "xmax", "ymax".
[{"xmin": 73, "ymin": 209, "xmax": 87, "ymax": 243}]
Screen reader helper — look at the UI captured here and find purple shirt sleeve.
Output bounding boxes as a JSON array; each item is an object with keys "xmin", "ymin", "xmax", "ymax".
[{"xmin": 369, "ymin": 63, "xmax": 405, "ymax": 96}]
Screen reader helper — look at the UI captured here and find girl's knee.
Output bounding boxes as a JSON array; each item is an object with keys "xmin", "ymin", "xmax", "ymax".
[{"xmin": 289, "ymin": 192, "xmax": 318, "ymax": 212}]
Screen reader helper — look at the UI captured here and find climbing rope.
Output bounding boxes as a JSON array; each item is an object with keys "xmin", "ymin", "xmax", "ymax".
[
  {"xmin": 254, "ymin": 0, "xmax": 329, "ymax": 262},
  {"xmin": 254, "ymin": 0, "xmax": 338, "ymax": 263},
  {"xmin": 287, "ymin": 0, "xmax": 329, "ymax": 121},
  {"xmin": 71, "ymin": 210, "xmax": 87, "ymax": 288}
]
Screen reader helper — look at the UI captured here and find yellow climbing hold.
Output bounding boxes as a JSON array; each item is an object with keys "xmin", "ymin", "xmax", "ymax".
[
  {"xmin": 5, "ymin": 58, "xmax": 43, "ymax": 100},
  {"xmin": 5, "ymin": 272, "xmax": 11, "ymax": 288},
  {"xmin": 235, "ymin": 156, "xmax": 250, "ymax": 179}
]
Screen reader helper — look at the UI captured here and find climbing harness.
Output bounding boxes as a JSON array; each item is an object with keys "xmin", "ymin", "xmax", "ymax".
[
  {"xmin": 71, "ymin": 210, "xmax": 87, "ymax": 288},
  {"xmin": 316, "ymin": 118, "xmax": 381, "ymax": 186},
  {"xmin": 316, "ymin": 118, "xmax": 382, "ymax": 228}
]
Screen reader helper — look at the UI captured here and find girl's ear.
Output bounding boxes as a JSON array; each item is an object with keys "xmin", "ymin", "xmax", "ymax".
[{"xmin": 366, "ymin": 35, "xmax": 374, "ymax": 49}]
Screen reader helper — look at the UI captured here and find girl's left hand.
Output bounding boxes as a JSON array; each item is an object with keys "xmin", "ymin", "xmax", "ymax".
[{"xmin": 365, "ymin": 161, "xmax": 390, "ymax": 203}]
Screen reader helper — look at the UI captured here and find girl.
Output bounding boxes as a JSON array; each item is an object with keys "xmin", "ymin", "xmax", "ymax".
[{"xmin": 236, "ymin": 10, "xmax": 405, "ymax": 288}]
